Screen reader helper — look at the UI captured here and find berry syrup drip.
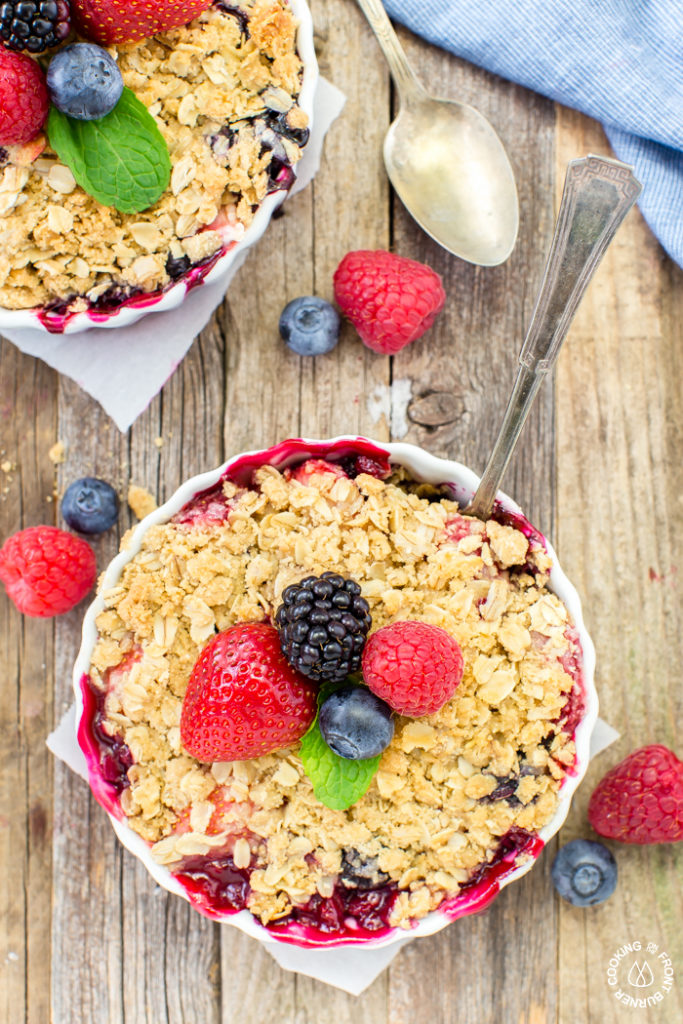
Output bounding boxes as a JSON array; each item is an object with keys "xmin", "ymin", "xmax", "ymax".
[
  {"xmin": 79, "ymin": 674, "xmax": 133, "ymax": 795},
  {"xmin": 221, "ymin": 438, "xmax": 394, "ymax": 488},
  {"xmin": 266, "ymin": 160, "xmax": 296, "ymax": 194},
  {"xmin": 458, "ymin": 826, "xmax": 538, "ymax": 895},
  {"xmin": 339, "ymin": 453, "xmax": 392, "ymax": 479},
  {"xmin": 494, "ymin": 505, "xmax": 547, "ymax": 551},
  {"xmin": 171, "ymin": 481, "xmax": 236, "ymax": 526},
  {"xmin": 35, "ymin": 246, "xmax": 228, "ymax": 333},
  {"xmin": 174, "ymin": 829, "xmax": 542, "ymax": 942},
  {"xmin": 271, "ymin": 882, "xmax": 399, "ymax": 942},
  {"xmin": 173, "ymin": 446, "xmax": 391, "ymax": 527},
  {"xmin": 439, "ymin": 827, "xmax": 544, "ymax": 924},
  {"xmin": 548, "ymin": 626, "xmax": 586, "ymax": 764},
  {"xmin": 557, "ymin": 684, "xmax": 586, "ymax": 739},
  {"xmin": 174, "ymin": 849, "xmax": 398, "ymax": 941},
  {"xmin": 175, "ymin": 854, "xmax": 251, "ymax": 917}
]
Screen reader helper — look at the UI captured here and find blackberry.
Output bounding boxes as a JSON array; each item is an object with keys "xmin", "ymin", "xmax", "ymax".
[
  {"xmin": 275, "ymin": 572, "xmax": 372, "ymax": 683},
  {"xmin": 0, "ymin": 1, "xmax": 71, "ymax": 54}
]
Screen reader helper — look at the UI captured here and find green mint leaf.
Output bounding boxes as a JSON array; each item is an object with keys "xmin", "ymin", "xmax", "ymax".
[
  {"xmin": 299, "ymin": 683, "xmax": 381, "ymax": 811},
  {"xmin": 47, "ymin": 88, "xmax": 171, "ymax": 214}
]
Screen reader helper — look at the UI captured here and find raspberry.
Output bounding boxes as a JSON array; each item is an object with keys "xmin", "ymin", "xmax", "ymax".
[
  {"xmin": 588, "ymin": 744, "xmax": 683, "ymax": 844},
  {"xmin": 362, "ymin": 620, "xmax": 463, "ymax": 716},
  {"xmin": 0, "ymin": 526, "xmax": 97, "ymax": 617},
  {"xmin": 180, "ymin": 623, "xmax": 317, "ymax": 762},
  {"xmin": 333, "ymin": 250, "xmax": 445, "ymax": 355},
  {"xmin": 0, "ymin": 49, "xmax": 49, "ymax": 145}
]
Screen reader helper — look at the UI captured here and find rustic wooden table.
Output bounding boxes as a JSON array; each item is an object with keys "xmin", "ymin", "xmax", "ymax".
[{"xmin": 1, "ymin": 3, "xmax": 682, "ymax": 1022}]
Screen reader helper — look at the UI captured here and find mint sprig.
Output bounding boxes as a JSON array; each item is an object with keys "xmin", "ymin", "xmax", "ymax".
[
  {"xmin": 47, "ymin": 88, "xmax": 171, "ymax": 214},
  {"xmin": 299, "ymin": 682, "xmax": 382, "ymax": 811}
]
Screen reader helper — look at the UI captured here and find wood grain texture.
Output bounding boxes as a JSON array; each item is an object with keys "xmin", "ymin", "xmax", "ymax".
[
  {"xmin": 0, "ymin": 343, "xmax": 56, "ymax": 1024},
  {"xmin": 0, "ymin": 4, "xmax": 681, "ymax": 1023},
  {"xmin": 554, "ymin": 106, "xmax": 683, "ymax": 1024}
]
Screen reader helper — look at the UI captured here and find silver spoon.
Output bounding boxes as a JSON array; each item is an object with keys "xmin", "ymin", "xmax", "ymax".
[
  {"xmin": 355, "ymin": 0, "xmax": 519, "ymax": 265},
  {"xmin": 464, "ymin": 154, "xmax": 642, "ymax": 519}
]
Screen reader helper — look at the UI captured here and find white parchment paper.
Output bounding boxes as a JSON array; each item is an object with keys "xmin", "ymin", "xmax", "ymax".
[
  {"xmin": 47, "ymin": 706, "xmax": 619, "ymax": 995},
  {"xmin": 1, "ymin": 78, "xmax": 346, "ymax": 434}
]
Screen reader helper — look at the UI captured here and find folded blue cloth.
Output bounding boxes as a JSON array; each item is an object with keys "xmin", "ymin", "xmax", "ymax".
[{"xmin": 384, "ymin": 0, "xmax": 683, "ymax": 266}]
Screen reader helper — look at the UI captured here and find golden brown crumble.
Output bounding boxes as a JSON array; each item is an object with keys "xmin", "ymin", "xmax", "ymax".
[
  {"xmin": 0, "ymin": 0, "xmax": 307, "ymax": 311},
  {"xmin": 48, "ymin": 440, "xmax": 66, "ymax": 464},
  {"xmin": 127, "ymin": 484, "xmax": 157, "ymax": 520},
  {"xmin": 89, "ymin": 464, "xmax": 578, "ymax": 928}
]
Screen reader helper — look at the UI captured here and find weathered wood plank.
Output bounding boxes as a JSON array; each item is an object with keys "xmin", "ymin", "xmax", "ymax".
[
  {"xmin": 388, "ymin": 26, "xmax": 560, "ymax": 1024},
  {"xmin": 50, "ymin": 378, "xmax": 129, "ymax": 1024},
  {"xmin": 554, "ymin": 106, "xmax": 683, "ymax": 1024},
  {"xmin": 0, "ymin": 342, "xmax": 56, "ymax": 1024}
]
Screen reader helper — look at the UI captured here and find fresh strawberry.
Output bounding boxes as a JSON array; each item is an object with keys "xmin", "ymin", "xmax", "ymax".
[
  {"xmin": 588, "ymin": 744, "xmax": 683, "ymax": 844},
  {"xmin": 0, "ymin": 526, "xmax": 97, "ymax": 617},
  {"xmin": 0, "ymin": 50, "xmax": 49, "ymax": 146},
  {"xmin": 72, "ymin": 0, "xmax": 213, "ymax": 46},
  {"xmin": 362, "ymin": 620, "xmax": 464, "ymax": 717},
  {"xmin": 333, "ymin": 249, "xmax": 446, "ymax": 355},
  {"xmin": 180, "ymin": 622, "xmax": 317, "ymax": 762}
]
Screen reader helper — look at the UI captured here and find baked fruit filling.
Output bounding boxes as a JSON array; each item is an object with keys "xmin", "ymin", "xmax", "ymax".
[
  {"xmin": 83, "ymin": 454, "xmax": 584, "ymax": 941},
  {"xmin": 0, "ymin": 0, "xmax": 308, "ymax": 319}
]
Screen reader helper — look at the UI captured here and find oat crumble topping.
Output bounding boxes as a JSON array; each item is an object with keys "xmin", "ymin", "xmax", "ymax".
[
  {"xmin": 0, "ymin": 0, "xmax": 307, "ymax": 312},
  {"xmin": 127, "ymin": 484, "xmax": 157, "ymax": 520},
  {"xmin": 87, "ymin": 462, "xmax": 579, "ymax": 930}
]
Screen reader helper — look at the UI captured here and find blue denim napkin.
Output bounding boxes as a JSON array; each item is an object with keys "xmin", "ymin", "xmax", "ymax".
[{"xmin": 384, "ymin": 0, "xmax": 683, "ymax": 266}]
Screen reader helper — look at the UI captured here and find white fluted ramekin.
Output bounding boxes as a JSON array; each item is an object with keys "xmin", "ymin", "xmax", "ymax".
[
  {"xmin": 73, "ymin": 436, "xmax": 598, "ymax": 949},
  {"xmin": 0, "ymin": 0, "xmax": 318, "ymax": 335}
]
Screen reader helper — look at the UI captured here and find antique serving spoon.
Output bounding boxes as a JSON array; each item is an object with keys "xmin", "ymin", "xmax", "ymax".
[
  {"xmin": 464, "ymin": 155, "xmax": 642, "ymax": 519},
  {"xmin": 355, "ymin": 0, "xmax": 519, "ymax": 265}
]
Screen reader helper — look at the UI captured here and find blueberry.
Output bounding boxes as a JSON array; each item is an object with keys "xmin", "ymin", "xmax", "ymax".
[
  {"xmin": 62, "ymin": 477, "xmax": 119, "ymax": 534},
  {"xmin": 319, "ymin": 685, "xmax": 394, "ymax": 760},
  {"xmin": 279, "ymin": 296, "xmax": 340, "ymax": 356},
  {"xmin": 47, "ymin": 44, "xmax": 123, "ymax": 121},
  {"xmin": 551, "ymin": 839, "xmax": 617, "ymax": 907}
]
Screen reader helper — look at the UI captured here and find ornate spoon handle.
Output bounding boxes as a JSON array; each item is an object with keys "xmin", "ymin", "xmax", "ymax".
[
  {"xmin": 465, "ymin": 155, "xmax": 642, "ymax": 520},
  {"xmin": 354, "ymin": 0, "xmax": 424, "ymax": 100}
]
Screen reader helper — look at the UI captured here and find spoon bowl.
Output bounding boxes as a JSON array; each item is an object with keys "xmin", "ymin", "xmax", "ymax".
[
  {"xmin": 384, "ymin": 92, "xmax": 519, "ymax": 265},
  {"xmin": 356, "ymin": 0, "xmax": 519, "ymax": 264}
]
